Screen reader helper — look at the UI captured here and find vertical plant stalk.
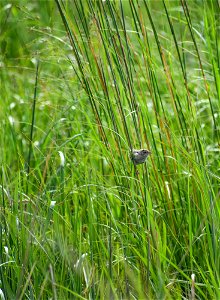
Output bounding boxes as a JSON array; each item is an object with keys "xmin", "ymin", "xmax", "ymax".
[
  {"xmin": 49, "ymin": 264, "xmax": 58, "ymax": 300},
  {"xmin": 181, "ymin": 0, "xmax": 219, "ymax": 142},
  {"xmin": 191, "ymin": 273, "xmax": 195, "ymax": 300},
  {"xmin": 26, "ymin": 60, "xmax": 39, "ymax": 194}
]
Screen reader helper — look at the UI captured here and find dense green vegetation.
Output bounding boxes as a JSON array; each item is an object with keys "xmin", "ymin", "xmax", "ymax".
[{"xmin": 0, "ymin": 0, "xmax": 220, "ymax": 299}]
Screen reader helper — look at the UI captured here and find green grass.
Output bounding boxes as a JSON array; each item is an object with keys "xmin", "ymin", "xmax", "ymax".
[{"xmin": 0, "ymin": 0, "xmax": 220, "ymax": 299}]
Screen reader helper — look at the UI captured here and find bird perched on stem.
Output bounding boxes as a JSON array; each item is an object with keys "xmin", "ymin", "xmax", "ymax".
[{"xmin": 131, "ymin": 149, "xmax": 151, "ymax": 165}]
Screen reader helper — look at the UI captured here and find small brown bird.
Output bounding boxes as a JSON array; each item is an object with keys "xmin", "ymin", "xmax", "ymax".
[{"xmin": 131, "ymin": 149, "xmax": 151, "ymax": 165}]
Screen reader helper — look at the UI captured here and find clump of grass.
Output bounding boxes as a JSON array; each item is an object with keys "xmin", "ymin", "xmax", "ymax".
[{"xmin": 0, "ymin": 0, "xmax": 219, "ymax": 299}]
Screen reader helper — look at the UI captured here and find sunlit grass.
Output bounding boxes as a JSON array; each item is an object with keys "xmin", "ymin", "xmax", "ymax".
[{"xmin": 0, "ymin": 0, "xmax": 219, "ymax": 299}]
